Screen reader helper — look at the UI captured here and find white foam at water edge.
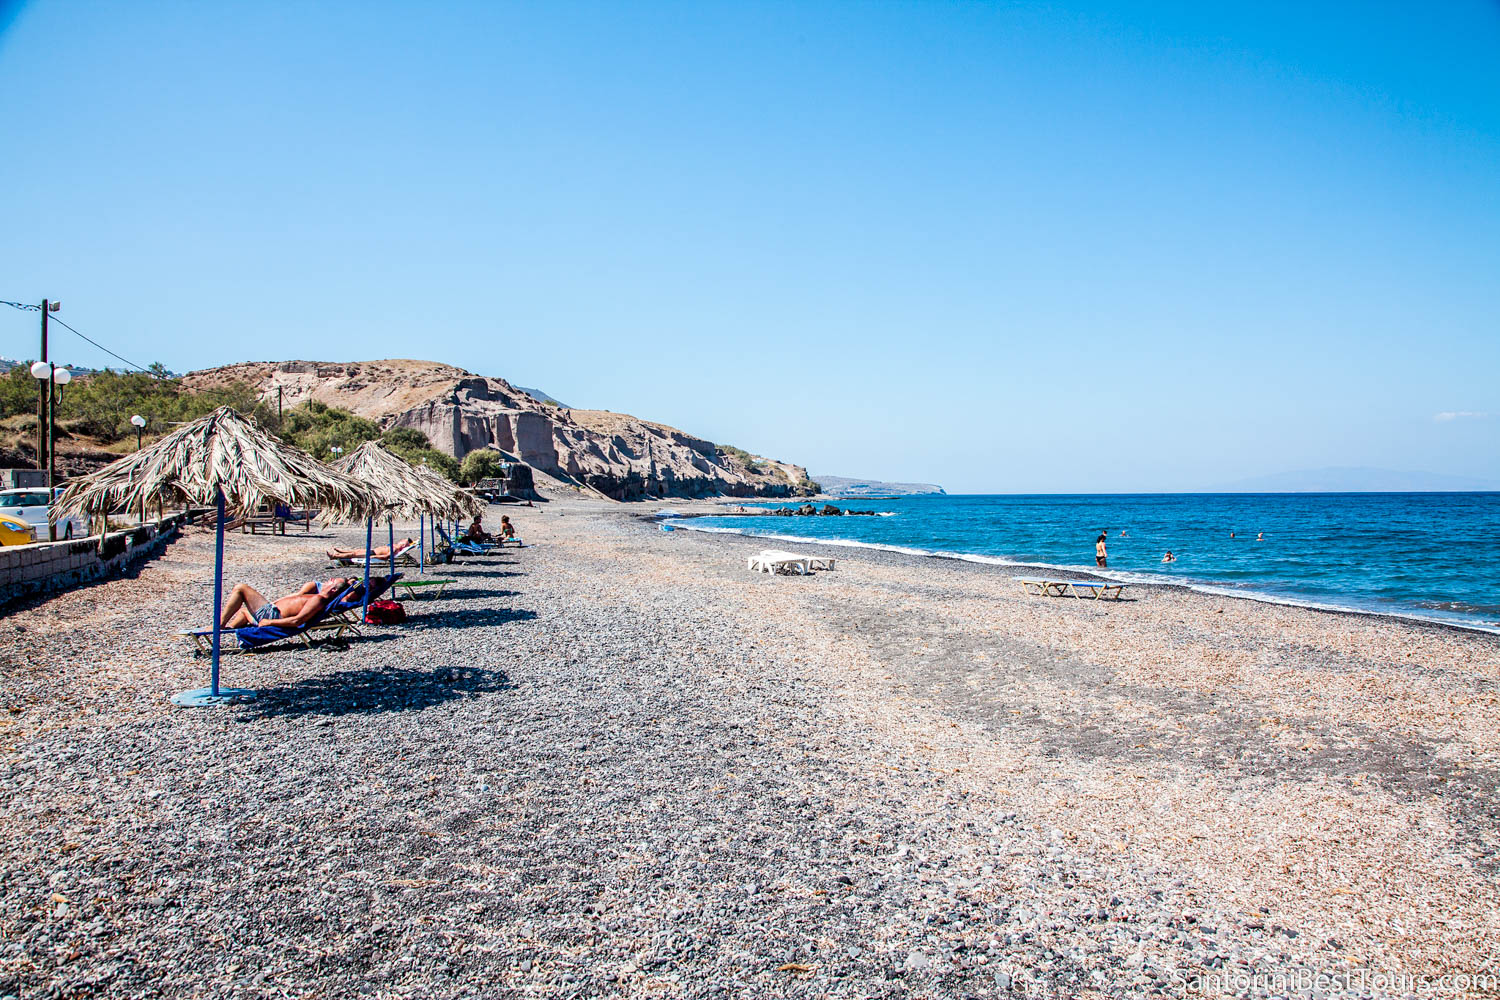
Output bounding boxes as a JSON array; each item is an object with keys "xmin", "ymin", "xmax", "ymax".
[
  {"xmin": 673, "ymin": 522, "xmax": 1500, "ymax": 635},
  {"xmin": 679, "ymin": 523, "xmax": 940, "ymax": 558}
]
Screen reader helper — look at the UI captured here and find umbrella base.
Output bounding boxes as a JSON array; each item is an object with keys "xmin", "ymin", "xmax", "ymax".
[{"xmin": 171, "ymin": 687, "xmax": 257, "ymax": 707}]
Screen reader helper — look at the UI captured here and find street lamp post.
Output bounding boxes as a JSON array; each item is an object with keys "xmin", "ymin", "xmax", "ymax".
[
  {"xmin": 35, "ymin": 300, "xmax": 60, "ymax": 477},
  {"xmin": 29, "ymin": 360, "xmax": 72, "ymax": 540},
  {"xmin": 131, "ymin": 415, "xmax": 147, "ymax": 523}
]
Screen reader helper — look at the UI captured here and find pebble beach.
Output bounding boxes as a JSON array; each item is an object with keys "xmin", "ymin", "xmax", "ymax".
[{"xmin": 3, "ymin": 498, "xmax": 1498, "ymax": 999}]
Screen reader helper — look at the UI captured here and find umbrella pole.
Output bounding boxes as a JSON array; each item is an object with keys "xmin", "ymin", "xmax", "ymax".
[
  {"xmin": 388, "ymin": 520, "xmax": 395, "ymax": 578},
  {"xmin": 172, "ymin": 488, "xmax": 255, "ymax": 706},
  {"xmin": 362, "ymin": 518, "xmax": 373, "ymax": 624},
  {"xmin": 210, "ymin": 489, "xmax": 225, "ymax": 695},
  {"xmin": 419, "ymin": 514, "xmax": 425, "ymax": 575}
]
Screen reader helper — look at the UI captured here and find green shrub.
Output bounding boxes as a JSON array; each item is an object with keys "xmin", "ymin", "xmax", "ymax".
[
  {"xmin": 459, "ymin": 449, "xmax": 510, "ymax": 485},
  {"xmin": 1, "ymin": 365, "xmax": 273, "ymax": 443},
  {"xmin": 381, "ymin": 427, "xmax": 459, "ymax": 482},
  {"xmin": 279, "ymin": 400, "xmax": 381, "ymax": 460}
]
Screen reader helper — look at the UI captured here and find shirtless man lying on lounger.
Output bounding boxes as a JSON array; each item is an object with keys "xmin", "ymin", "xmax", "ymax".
[
  {"xmin": 325, "ymin": 539, "xmax": 414, "ymax": 561},
  {"xmin": 219, "ymin": 577, "xmax": 350, "ymax": 629}
]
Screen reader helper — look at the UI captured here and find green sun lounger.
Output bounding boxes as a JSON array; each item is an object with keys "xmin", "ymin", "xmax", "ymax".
[{"xmin": 393, "ymin": 578, "xmax": 456, "ymax": 600}]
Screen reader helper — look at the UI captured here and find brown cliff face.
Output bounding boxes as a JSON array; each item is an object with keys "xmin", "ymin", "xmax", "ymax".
[{"xmin": 181, "ymin": 359, "xmax": 815, "ymax": 500}]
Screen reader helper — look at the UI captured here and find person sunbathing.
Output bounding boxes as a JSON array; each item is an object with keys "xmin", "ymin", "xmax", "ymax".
[
  {"xmin": 465, "ymin": 517, "xmax": 493, "ymax": 544},
  {"xmin": 326, "ymin": 539, "xmax": 414, "ymax": 561},
  {"xmin": 498, "ymin": 515, "xmax": 516, "ymax": 542},
  {"xmin": 220, "ymin": 577, "xmax": 349, "ymax": 629}
]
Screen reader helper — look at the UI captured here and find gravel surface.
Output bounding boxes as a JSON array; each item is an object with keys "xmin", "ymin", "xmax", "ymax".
[{"xmin": 2, "ymin": 499, "xmax": 1498, "ymax": 999}]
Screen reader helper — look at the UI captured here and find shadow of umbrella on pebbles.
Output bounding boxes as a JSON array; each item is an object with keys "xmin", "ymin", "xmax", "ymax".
[
  {"xmin": 238, "ymin": 665, "xmax": 511, "ymax": 719},
  {"xmin": 400, "ymin": 607, "xmax": 538, "ymax": 631}
]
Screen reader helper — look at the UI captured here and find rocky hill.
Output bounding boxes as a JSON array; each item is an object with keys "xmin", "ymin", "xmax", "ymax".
[{"xmin": 182, "ymin": 360, "xmax": 816, "ymax": 501}]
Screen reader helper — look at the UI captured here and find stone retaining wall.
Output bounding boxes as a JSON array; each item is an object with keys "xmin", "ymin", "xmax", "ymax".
[{"xmin": 0, "ymin": 515, "xmax": 187, "ymax": 609}]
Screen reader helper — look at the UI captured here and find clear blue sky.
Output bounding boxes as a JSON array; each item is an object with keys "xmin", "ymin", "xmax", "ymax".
[{"xmin": 2, "ymin": 1, "xmax": 1496, "ymax": 492}]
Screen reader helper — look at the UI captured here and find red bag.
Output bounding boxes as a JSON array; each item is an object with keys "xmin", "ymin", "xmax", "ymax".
[{"xmin": 365, "ymin": 599, "xmax": 406, "ymax": 625}]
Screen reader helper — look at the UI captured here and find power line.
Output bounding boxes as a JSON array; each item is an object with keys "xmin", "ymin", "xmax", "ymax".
[
  {"xmin": 39, "ymin": 314, "xmax": 155, "ymax": 375},
  {"xmin": 5, "ymin": 298, "xmax": 159, "ymax": 375}
]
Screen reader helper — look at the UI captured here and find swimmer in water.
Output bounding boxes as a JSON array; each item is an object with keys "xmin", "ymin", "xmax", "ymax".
[
  {"xmin": 1162, "ymin": 551, "xmax": 1176, "ymax": 563},
  {"xmin": 1256, "ymin": 532, "xmax": 1264, "ymax": 541}
]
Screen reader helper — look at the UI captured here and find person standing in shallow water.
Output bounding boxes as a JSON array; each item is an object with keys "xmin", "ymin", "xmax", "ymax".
[{"xmin": 1095, "ymin": 531, "xmax": 1108, "ymax": 568}]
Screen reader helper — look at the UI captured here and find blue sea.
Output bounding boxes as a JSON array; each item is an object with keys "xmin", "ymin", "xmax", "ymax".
[{"xmin": 684, "ymin": 493, "xmax": 1500, "ymax": 632}]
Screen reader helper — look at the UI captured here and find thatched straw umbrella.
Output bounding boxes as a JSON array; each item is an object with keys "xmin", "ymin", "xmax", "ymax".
[
  {"xmin": 329, "ymin": 441, "xmax": 480, "ymax": 618},
  {"xmin": 54, "ymin": 406, "xmax": 385, "ymax": 707},
  {"xmin": 414, "ymin": 462, "xmax": 485, "ymax": 523},
  {"xmin": 413, "ymin": 462, "xmax": 485, "ymax": 559}
]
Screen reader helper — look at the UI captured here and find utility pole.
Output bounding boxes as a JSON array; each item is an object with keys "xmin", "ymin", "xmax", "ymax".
[
  {"xmin": 37, "ymin": 300, "xmax": 48, "ymax": 478},
  {"xmin": 36, "ymin": 300, "xmax": 63, "ymax": 540},
  {"xmin": 277, "ymin": 386, "xmax": 283, "ymax": 424}
]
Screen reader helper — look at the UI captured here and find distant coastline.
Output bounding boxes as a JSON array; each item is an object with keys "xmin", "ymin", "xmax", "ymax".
[{"xmin": 811, "ymin": 474, "xmax": 945, "ymax": 498}]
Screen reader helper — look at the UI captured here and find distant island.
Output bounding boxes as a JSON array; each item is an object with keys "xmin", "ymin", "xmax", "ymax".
[
  {"xmin": 515, "ymin": 386, "xmax": 572, "ymax": 409},
  {"xmin": 813, "ymin": 475, "xmax": 946, "ymax": 498}
]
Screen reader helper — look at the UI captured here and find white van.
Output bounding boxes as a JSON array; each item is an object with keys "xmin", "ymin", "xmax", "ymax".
[{"xmin": 0, "ymin": 487, "xmax": 88, "ymax": 541}]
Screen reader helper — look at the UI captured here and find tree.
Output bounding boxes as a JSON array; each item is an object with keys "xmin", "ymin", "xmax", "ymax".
[
  {"xmin": 0, "ymin": 366, "xmax": 37, "ymax": 423},
  {"xmin": 278, "ymin": 400, "xmax": 382, "ymax": 460},
  {"xmin": 460, "ymin": 449, "xmax": 510, "ymax": 485},
  {"xmin": 380, "ymin": 426, "xmax": 460, "ymax": 482},
  {"xmin": 9, "ymin": 365, "xmax": 270, "ymax": 443}
]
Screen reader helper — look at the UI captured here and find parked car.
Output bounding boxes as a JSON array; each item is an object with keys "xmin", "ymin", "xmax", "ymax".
[
  {"xmin": 0, "ymin": 513, "xmax": 33, "ymax": 546},
  {"xmin": 0, "ymin": 487, "xmax": 88, "ymax": 541}
]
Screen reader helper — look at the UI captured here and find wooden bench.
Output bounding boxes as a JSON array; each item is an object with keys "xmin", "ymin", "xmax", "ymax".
[{"xmin": 240, "ymin": 510, "xmax": 318, "ymax": 534}]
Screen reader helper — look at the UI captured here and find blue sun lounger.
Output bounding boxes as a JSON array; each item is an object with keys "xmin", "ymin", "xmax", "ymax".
[
  {"xmin": 328, "ymin": 573, "xmax": 404, "ymax": 627},
  {"xmin": 435, "ymin": 524, "xmax": 496, "ymax": 556},
  {"xmin": 179, "ymin": 581, "xmax": 357, "ymax": 653},
  {"xmin": 1014, "ymin": 576, "xmax": 1069, "ymax": 597}
]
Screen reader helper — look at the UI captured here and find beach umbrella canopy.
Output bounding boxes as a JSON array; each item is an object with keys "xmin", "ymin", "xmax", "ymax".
[
  {"xmin": 54, "ymin": 406, "xmax": 385, "ymax": 525},
  {"xmin": 413, "ymin": 463, "xmax": 485, "ymax": 521},
  {"xmin": 329, "ymin": 440, "xmax": 479, "ymax": 521},
  {"xmin": 329, "ymin": 440, "xmax": 481, "ymax": 605},
  {"xmin": 54, "ymin": 406, "xmax": 386, "ymax": 708}
]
